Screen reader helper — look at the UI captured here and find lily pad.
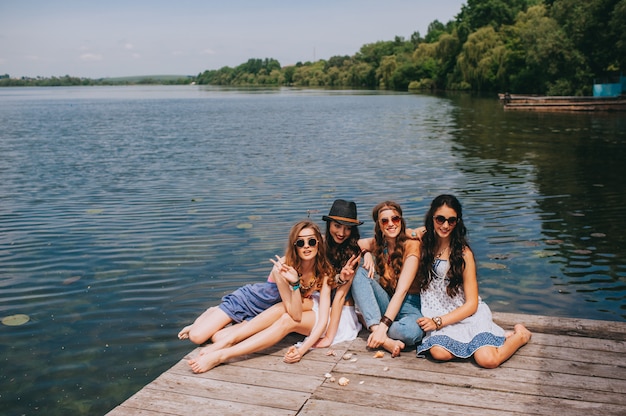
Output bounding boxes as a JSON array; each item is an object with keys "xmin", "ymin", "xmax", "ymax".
[
  {"xmin": 2, "ymin": 314, "xmax": 30, "ymax": 326},
  {"xmin": 236, "ymin": 223, "xmax": 253, "ymax": 229},
  {"xmin": 480, "ymin": 262, "xmax": 507, "ymax": 270},
  {"xmin": 63, "ymin": 276, "xmax": 82, "ymax": 285}
]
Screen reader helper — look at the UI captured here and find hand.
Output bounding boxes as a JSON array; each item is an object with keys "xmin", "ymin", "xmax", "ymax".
[
  {"xmin": 338, "ymin": 253, "xmax": 360, "ymax": 284},
  {"xmin": 283, "ymin": 345, "xmax": 302, "ymax": 363},
  {"xmin": 269, "ymin": 255, "xmax": 299, "ymax": 285},
  {"xmin": 417, "ymin": 316, "xmax": 436, "ymax": 331},
  {"xmin": 406, "ymin": 226, "xmax": 426, "ymax": 241},
  {"xmin": 367, "ymin": 324, "xmax": 388, "ymax": 349},
  {"xmin": 362, "ymin": 252, "xmax": 375, "ymax": 278}
]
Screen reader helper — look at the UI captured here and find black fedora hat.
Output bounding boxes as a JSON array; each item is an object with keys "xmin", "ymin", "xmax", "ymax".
[{"xmin": 322, "ymin": 199, "xmax": 363, "ymax": 226}]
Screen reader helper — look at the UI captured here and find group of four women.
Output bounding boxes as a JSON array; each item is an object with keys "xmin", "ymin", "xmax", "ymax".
[{"xmin": 179, "ymin": 195, "xmax": 531, "ymax": 373}]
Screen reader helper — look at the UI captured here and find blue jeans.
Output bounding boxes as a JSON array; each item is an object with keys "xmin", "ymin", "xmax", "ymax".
[{"xmin": 351, "ymin": 267, "xmax": 424, "ymax": 347}]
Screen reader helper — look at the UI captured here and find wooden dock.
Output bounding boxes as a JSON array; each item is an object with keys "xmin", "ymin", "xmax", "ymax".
[{"xmin": 107, "ymin": 312, "xmax": 626, "ymax": 415}]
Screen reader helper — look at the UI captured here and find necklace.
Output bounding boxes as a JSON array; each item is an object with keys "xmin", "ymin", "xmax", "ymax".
[
  {"xmin": 435, "ymin": 246, "xmax": 449, "ymax": 260},
  {"xmin": 299, "ymin": 275, "xmax": 317, "ymax": 291}
]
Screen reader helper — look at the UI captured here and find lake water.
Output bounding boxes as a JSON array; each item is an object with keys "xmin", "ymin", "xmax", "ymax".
[{"xmin": 1, "ymin": 85, "xmax": 625, "ymax": 415}]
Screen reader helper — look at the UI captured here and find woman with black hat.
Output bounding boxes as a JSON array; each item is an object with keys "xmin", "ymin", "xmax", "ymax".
[{"xmin": 311, "ymin": 199, "xmax": 365, "ymax": 347}]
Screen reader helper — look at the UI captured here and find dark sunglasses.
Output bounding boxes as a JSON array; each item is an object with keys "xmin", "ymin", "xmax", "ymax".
[
  {"xmin": 380, "ymin": 215, "xmax": 401, "ymax": 226},
  {"xmin": 294, "ymin": 238, "xmax": 318, "ymax": 248},
  {"xmin": 434, "ymin": 215, "xmax": 458, "ymax": 226}
]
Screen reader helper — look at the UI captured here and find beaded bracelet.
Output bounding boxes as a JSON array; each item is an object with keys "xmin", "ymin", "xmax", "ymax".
[{"xmin": 291, "ymin": 283, "xmax": 301, "ymax": 291}]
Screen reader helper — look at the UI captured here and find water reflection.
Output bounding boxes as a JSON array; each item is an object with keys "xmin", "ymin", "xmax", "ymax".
[{"xmin": 445, "ymin": 93, "xmax": 626, "ymax": 318}]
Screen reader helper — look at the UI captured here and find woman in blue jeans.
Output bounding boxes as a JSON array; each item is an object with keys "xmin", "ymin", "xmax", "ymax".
[{"xmin": 352, "ymin": 200, "xmax": 424, "ymax": 356}]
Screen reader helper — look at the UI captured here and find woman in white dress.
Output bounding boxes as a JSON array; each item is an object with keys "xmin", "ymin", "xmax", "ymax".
[{"xmin": 416, "ymin": 195, "xmax": 531, "ymax": 368}]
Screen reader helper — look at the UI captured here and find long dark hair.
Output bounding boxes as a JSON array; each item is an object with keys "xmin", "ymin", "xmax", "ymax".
[
  {"xmin": 416, "ymin": 194, "xmax": 469, "ymax": 297},
  {"xmin": 372, "ymin": 201, "xmax": 408, "ymax": 293},
  {"xmin": 324, "ymin": 221, "xmax": 361, "ymax": 274}
]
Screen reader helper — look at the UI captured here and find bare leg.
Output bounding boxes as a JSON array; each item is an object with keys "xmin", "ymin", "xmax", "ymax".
[
  {"xmin": 198, "ymin": 305, "xmax": 286, "ymax": 356},
  {"xmin": 429, "ymin": 346, "xmax": 455, "ymax": 361},
  {"xmin": 473, "ymin": 324, "xmax": 532, "ymax": 368},
  {"xmin": 188, "ymin": 310, "xmax": 316, "ymax": 373},
  {"xmin": 178, "ymin": 306, "xmax": 233, "ymax": 345}
]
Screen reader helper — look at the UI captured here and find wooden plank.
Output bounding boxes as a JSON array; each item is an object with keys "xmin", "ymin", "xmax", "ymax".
[
  {"xmin": 108, "ymin": 387, "xmax": 294, "ymax": 416},
  {"xmin": 108, "ymin": 314, "xmax": 626, "ymax": 416},
  {"xmin": 493, "ymin": 312, "xmax": 626, "ymax": 341}
]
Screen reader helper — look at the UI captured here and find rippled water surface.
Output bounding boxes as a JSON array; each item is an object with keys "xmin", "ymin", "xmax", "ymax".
[{"xmin": 1, "ymin": 86, "xmax": 625, "ymax": 415}]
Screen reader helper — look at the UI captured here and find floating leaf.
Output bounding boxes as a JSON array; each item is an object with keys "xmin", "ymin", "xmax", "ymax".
[
  {"xmin": 236, "ymin": 223, "xmax": 253, "ymax": 229},
  {"xmin": 191, "ymin": 197, "xmax": 203, "ymax": 202},
  {"xmin": 2, "ymin": 314, "xmax": 30, "ymax": 326},
  {"xmin": 248, "ymin": 215, "xmax": 261, "ymax": 221},
  {"xmin": 533, "ymin": 250, "xmax": 557, "ymax": 258},
  {"xmin": 63, "ymin": 276, "xmax": 81, "ymax": 285},
  {"xmin": 86, "ymin": 209, "xmax": 103, "ymax": 215},
  {"xmin": 480, "ymin": 262, "xmax": 507, "ymax": 270}
]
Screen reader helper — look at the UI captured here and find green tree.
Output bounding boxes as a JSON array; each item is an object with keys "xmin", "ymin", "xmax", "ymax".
[
  {"xmin": 456, "ymin": 26, "xmax": 507, "ymax": 91},
  {"xmin": 550, "ymin": 0, "xmax": 624, "ymax": 75},
  {"xmin": 505, "ymin": 5, "xmax": 590, "ymax": 94}
]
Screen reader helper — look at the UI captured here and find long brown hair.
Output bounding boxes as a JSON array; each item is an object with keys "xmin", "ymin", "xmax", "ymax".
[
  {"xmin": 372, "ymin": 201, "xmax": 408, "ymax": 293},
  {"xmin": 284, "ymin": 220, "xmax": 335, "ymax": 289}
]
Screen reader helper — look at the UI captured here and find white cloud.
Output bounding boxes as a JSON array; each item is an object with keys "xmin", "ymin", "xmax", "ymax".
[
  {"xmin": 80, "ymin": 53, "xmax": 103, "ymax": 61},
  {"xmin": 125, "ymin": 43, "xmax": 134, "ymax": 50}
]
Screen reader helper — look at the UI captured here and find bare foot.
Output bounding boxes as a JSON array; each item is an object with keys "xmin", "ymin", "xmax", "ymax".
[
  {"xmin": 178, "ymin": 325, "xmax": 191, "ymax": 340},
  {"xmin": 514, "ymin": 324, "xmax": 532, "ymax": 344},
  {"xmin": 382, "ymin": 337, "xmax": 405, "ymax": 357},
  {"xmin": 188, "ymin": 351, "xmax": 221, "ymax": 373}
]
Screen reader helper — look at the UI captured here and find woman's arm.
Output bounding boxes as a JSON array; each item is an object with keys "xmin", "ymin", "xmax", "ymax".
[
  {"xmin": 358, "ymin": 238, "xmax": 376, "ymax": 277},
  {"xmin": 418, "ymin": 247, "xmax": 479, "ymax": 331},
  {"xmin": 368, "ymin": 254, "xmax": 418, "ymax": 348},
  {"xmin": 270, "ymin": 255, "xmax": 304, "ymax": 321},
  {"xmin": 284, "ymin": 278, "xmax": 333, "ymax": 362},
  {"xmin": 313, "ymin": 254, "xmax": 360, "ymax": 348}
]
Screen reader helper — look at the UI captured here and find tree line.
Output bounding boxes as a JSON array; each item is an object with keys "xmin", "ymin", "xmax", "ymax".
[
  {"xmin": 2, "ymin": 0, "xmax": 623, "ymax": 95},
  {"xmin": 196, "ymin": 0, "xmax": 625, "ymax": 95}
]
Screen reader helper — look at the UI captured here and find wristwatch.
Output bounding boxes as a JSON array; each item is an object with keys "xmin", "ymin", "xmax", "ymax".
[{"xmin": 432, "ymin": 316, "xmax": 442, "ymax": 329}]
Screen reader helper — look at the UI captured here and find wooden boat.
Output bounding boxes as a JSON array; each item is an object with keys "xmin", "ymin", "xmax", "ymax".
[{"xmin": 499, "ymin": 93, "xmax": 626, "ymax": 112}]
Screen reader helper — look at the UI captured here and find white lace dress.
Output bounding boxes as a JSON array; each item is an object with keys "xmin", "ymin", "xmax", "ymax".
[{"xmin": 417, "ymin": 259, "xmax": 505, "ymax": 358}]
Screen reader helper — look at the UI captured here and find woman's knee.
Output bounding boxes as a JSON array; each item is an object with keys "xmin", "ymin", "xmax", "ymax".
[
  {"xmin": 473, "ymin": 348, "xmax": 500, "ymax": 368},
  {"xmin": 430, "ymin": 346, "xmax": 453, "ymax": 361}
]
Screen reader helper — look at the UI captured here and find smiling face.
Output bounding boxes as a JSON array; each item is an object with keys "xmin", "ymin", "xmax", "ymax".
[
  {"xmin": 294, "ymin": 227, "xmax": 319, "ymax": 261},
  {"xmin": 432, "ymin": 204, "xmax": 458, "ymax": 240},
  {"xmin": 329, "ymin": 220, "xmax": 352, "ymax": 245},
  {"xmin": 378, "ymin": 208, "xmax": 402, "ymax": 240}
]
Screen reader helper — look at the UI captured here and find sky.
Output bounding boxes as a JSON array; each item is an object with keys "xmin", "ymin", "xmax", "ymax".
[{"xmin": 0, "ymin": 0, "xmax": 466, "ymax": 79}]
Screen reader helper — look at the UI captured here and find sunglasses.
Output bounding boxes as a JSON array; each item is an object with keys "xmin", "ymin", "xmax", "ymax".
[
  {"xmin": 294, "ymin": 238, "xmax": 318, "ymax": 248},
  {"xmin": 380, "ymin": 215, "xmax": 401, "ymax": 226},
  {"xmin": 434, "ymin": 215, "xmax": 458, "ymax": 226}
]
